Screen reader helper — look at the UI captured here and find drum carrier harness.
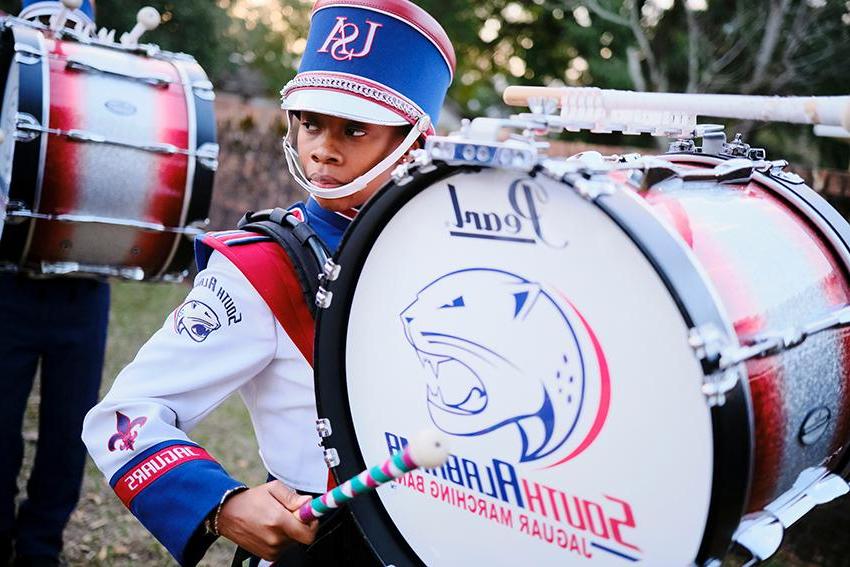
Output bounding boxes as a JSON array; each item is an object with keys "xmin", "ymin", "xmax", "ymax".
[{"xmin": 236, "ymin": 207, "xmax": 330, "ymax": 317}]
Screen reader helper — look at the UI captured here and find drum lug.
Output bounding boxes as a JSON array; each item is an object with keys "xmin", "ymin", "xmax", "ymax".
[
  {"xmin": 4, "ymin": 201, "xmax": 30, "ymax": 225},
  {"xmin": 732, "ymin": 467, "xmax": 850, "ymax": 564},
  {"xmin": 196, "ymin": 142, "xmax": 220, "ymax": 171},
  {"xmin": 700, "ymin": 369, "xmax": 739, "ymax": 408},
  {"xmin": 321, "ymin": 259, "xmax": 340, "ymax": 283},
  {"xmin": 720, "ymin": 133, "xmax": 766, "ymax": 161},
  {"xmin": 688, "ymin": 323, "xmax": 740, "ymax": 407},
  {"xmin": 316, "ymin": 286, "xmax": 333, "ymax": 309},
  {"xmin": 323, "ymin": 447, "xmax": 340, "ymax": 469},
  {"xmin": 192, "ymin": 80, "xmax": 216, "ymax": 102},
  {"xmin": 14, "ymin": 113, "xmax": 42, "ymax": 143},
  {"xmin": 572, "ymin": 178, "xmax": 616, "ymax": 200},
  {"xmin": 392, "ymin": 148, "xmax": 434, "ymax": 185},
  {"xmin": 765, "ymin": 161, "xmax": 806, "ymax": 185},
  {"xmin": 316, "ymin": 260, "xmax": 340, "ymax": 309},
  {"xmin": 667, "ymin": 139, "xmax": 697, "ymax": 153},
  {"xmin": 13, "ymin": 42, "xmax": 42, "ymax": 65},
  {"xmin": 315, "ymin": 418, "xmax": 333, "ymax": 438}
]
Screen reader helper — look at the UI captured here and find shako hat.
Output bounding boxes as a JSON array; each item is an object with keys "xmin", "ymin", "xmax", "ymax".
[
  {"xmin": 281, "ymin": 0, "xmax": 455, "ymax": 200},
  {"xmin": 281, "ymin": 0, "xmax": 455, "ymax": 134}
]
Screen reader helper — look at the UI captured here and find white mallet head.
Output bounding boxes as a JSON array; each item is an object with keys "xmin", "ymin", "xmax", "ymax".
[
  {"xmin": 408, "ymin": 429, "xmax": 450, "ymax": 468},
  {"xmin": 137, "ymin": 7, "xmax": 161, "ymax": 31}
]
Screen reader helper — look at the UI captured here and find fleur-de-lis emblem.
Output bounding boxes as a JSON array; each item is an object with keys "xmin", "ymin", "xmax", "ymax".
[{"xmin": 107, "ymin": 411, "xmax": 148, "ymax": 452}]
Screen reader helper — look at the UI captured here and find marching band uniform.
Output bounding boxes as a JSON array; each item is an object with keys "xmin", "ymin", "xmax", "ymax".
[
  {"xmin": 1, "ymin": 3, "xmax": 102, "ymax": 566},
  {"xmin": 81, "ymin": 1, "xmax": 455, "ymax": 565}
]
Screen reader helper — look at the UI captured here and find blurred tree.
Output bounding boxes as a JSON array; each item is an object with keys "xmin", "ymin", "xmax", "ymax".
[
  {"xmin": 0, "ymin": 0, "xmax": 239, "ymax": 82},
  {"xmin": 418, "ymin": 0, "xmax": 850, "ymax": 165},
  {"xmin": 93, "ymin": 0, "xmax": 237, "ymax": 87},
  {"xmin": 1, "ymin": 0, "xmax": 848, "ymax": 164}
]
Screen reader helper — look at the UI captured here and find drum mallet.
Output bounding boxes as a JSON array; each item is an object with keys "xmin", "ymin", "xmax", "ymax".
[
  {"xmin": 297, "ymin": 430, "xmax": 449, "ymax": 523},
  {"xmin": 121, "ymin": 7, "xmax": 161, "ymax": 48}
]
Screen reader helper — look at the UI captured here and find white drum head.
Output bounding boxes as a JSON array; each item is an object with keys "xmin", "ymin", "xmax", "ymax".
[{"xmin": 340, "ymin": 168, "xmax": 715, "ymax": 565}]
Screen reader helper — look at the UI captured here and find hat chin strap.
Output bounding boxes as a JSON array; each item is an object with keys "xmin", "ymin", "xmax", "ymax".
[{"xmin": 283, "ymin": 114, "xmax": 431, "ymax": 200}]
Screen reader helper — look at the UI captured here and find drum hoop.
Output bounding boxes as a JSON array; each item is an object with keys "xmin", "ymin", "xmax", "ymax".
[
  {"xmin": 0, "ymin": 24, "xmax": 48, "ymax": 268},
  {"xmin": 158, "ymin": 59, "xmax": 217, "ymax": 280},
  {"xmin": 153, "ymin": 57, "xmax": 199, "ymax": 280},
  {"xmin": 315, "ymin": 160, "xmax": 753, "ymax": 566},
  {"xmin": 591, "ymin": 173, "xmax": 752, "ymax": 564}
]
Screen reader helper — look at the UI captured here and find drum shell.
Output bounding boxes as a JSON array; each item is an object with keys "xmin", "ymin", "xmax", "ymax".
[
  {"xmin": 642, "ymin": 155, "xmax": 850, "ymax": 511},
  {"xmin": 315, "ymin": 153, "xmax": 850, "ymax": 566},
  {"xmin": 0, "ymin": 21, "xmax": 216, "ymax": 280},
  {"xmin": 315, "ymin": 161, "xmax": 749, "ymax": 565}
]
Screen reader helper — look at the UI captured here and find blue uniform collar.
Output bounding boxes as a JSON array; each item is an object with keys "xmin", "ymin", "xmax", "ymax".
[{"xmin": 302, "ymin": 197, "xmax": 355, "ymax": 253}]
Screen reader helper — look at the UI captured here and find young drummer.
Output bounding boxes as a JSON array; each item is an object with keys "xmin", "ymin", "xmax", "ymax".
[{"xmin": 81, "ymin": 1, "xmax": 455, "ymax": 565}]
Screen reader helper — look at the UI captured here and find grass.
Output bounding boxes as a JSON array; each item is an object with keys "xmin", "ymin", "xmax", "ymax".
[{"xmin": 16, "ymin": 281, "xmax": 849, "ymax": 566}]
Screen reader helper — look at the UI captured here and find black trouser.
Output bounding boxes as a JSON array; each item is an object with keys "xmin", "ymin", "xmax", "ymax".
[{"xmin": 0, "ymin": 274, "xmax": 110, "ymax": 559}]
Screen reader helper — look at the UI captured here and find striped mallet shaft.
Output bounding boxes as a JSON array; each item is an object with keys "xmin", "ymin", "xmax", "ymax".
[{"xmin": 298, "ymin": 430, "xmax": 449, "ymax": 523}]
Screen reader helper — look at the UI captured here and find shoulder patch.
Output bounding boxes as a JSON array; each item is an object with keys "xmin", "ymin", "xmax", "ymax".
[{"xmin": 173, "ymin": 300, "xmax": 221, "ymax": 342}]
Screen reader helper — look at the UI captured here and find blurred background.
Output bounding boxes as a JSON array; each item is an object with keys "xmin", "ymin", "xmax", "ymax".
[
  {"xmin": 2, "ymin": 0, "xmax": 850, "ymax": 564},
  {"xmin": 4, "ymin": 0, "xmax": 849, "ymax": 228}
]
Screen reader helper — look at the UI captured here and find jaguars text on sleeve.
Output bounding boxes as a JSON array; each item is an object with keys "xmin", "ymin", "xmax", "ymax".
[{"xmin": 81, "ymin": 251, "xmax": 278, "ymax": 566}]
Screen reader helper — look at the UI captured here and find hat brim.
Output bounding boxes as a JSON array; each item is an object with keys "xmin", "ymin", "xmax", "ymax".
[{"xmin": 281, "ymin": 89, "xmax": 410, "ymax": 126}]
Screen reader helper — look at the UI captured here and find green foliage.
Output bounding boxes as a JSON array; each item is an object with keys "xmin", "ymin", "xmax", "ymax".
[
  {"xmin": 1, "ymin": 0, "xmax": 848, "ymax": 165},
  {"xmin": 95, "ymin": 0, "xmax": 237, "ymax": 83}
]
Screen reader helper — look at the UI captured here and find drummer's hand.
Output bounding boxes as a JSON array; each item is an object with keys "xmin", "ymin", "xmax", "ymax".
[{"xmin": 217, "ymin": 480, "xmax": 318, "ymax": 561}]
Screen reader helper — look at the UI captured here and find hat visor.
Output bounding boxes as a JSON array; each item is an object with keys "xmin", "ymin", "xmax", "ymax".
[{"xmin": 281, "ymin": 89, "xmax": 410, "ymax": 126}]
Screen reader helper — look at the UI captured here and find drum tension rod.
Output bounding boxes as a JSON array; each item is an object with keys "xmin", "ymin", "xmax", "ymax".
[
  {"xmin": 691, "ymin": 305, "xmax": 850, "ymax": 406},
  {"xmin": 722, "ymin": 305, "xmax": 850, "ymax": 368},
  {"xmin": 689, "ymin": 305, "xmax": 850, "ymax": 380},
  {"xmin": 65, "ymin": 58, "xmax": 171, "ymax": 88}
]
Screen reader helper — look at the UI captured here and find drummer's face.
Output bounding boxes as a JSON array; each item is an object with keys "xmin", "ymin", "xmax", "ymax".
[{"xmin": 297, "ymin": 111, "xmax": 409, "ymax": 211}]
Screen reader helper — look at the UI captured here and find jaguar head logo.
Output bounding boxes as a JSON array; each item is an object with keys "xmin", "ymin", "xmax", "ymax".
[
  {"xmin": 401, "ymin": 268, "xmax": 609, "ymax": 464},
  {"xmin": 174, "ymin": 300, "xmax": 220, "ymax": 342}
]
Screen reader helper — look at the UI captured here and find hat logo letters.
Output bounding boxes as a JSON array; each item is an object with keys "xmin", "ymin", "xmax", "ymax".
[{"xmin": 318, "ymin": 16, "xmax": 383, "ymax": 61}]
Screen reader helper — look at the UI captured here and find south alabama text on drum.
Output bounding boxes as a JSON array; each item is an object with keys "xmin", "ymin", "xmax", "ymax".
[{"xmin": 386, "ymin": 432, "xmax": 642, "ymax": 562}]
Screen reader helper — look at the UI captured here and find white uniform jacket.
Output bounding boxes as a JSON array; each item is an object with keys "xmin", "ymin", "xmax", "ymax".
[{"xmin": 81, "ymin": 200, "xmax": 353, "ymax": 565}]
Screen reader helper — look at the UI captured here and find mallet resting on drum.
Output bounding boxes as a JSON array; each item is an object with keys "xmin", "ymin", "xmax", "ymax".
[{"xmin": 298, "ymin": 430, "xmax": 450, "ymax": 523}]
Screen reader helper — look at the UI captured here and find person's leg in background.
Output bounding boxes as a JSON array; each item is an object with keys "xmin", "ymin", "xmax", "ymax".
[
  {"xmin": 13, "ymin": 279, "xmax": 109, "ymax": 565},
  {"xmin": 0, "ymin": 275, "xmax": 42, "ymax": 565}
]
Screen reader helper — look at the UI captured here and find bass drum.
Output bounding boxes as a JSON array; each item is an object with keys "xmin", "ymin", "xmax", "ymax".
[
  {"xmin": 314, "ymin": 153, "xmax": 850, "ymax": 565},
  {"xmin": 0, "ymin": 18, "xmax": 216, "ymax": 280}
]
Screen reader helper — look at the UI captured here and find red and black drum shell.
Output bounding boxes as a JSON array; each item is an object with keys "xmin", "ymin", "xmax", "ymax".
[
  {"xmin": 0, "ymin": 24, "xmax": 215, "ymax": 280},
  {"xmin": 643, "ymin": 155, "xmax": 850, "ymax": 512}
]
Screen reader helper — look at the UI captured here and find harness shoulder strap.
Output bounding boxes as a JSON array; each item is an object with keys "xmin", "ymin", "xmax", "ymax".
[{"xmin": 237, "ymin": 207, "xmax": 329, "ymax": 317}]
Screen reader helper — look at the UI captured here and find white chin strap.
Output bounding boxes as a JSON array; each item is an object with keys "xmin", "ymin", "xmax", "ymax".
[{"xmin": 283, "ymin": 114, "xmax": 431, "ymax": 200}]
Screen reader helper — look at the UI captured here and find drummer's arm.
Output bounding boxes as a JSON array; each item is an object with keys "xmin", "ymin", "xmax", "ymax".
[{"xmin": 81, "ymin": 253, "xmax": 278, "ymax": 566}]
